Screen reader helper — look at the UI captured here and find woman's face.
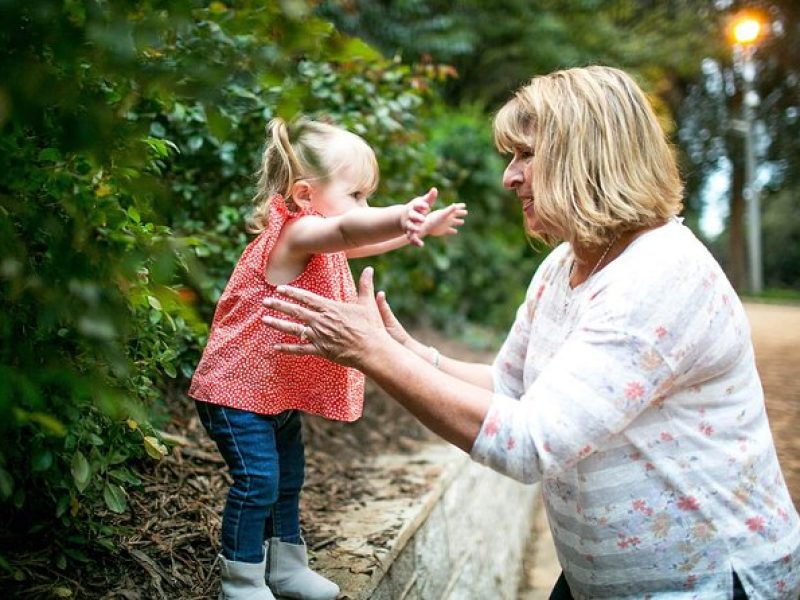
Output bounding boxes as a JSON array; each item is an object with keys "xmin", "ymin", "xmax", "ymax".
[{"xmin": 503, "ymin": 147, "xmax": 546, "ymax": 235}]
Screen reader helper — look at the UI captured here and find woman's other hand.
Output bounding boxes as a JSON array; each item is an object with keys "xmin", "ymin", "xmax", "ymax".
[
  {"xmin": 262, "ymin": 267, "xmax": 388, "ymax": 368},
  {"xmin": 376, "ymin": 290, "xmax": 412, "ymax": 347}
]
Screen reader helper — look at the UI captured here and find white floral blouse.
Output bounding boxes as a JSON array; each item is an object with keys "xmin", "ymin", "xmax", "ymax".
[{"xmin": 470, "ymin": 218, "xmax": 800, "ymax": 599}]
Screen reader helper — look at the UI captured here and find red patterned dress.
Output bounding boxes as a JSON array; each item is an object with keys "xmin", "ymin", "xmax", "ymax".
[{"xmin": 189, "ymin": 196, "xmax": 365, "ymax": 422}]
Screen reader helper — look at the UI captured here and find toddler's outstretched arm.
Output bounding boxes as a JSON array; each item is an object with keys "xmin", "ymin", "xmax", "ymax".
[
  {"xmin": 345, "ymin": 197, "xmax": 468, "ymax": 259},
  {"xmin": 280, "ymin": 188, "xmax": 436, "ymax": 259}
]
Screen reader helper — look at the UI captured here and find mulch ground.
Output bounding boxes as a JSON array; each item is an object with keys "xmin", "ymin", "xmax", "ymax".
[{"xmin": 2, "ymin": 388, "xmax": 437, "ymax": 599}]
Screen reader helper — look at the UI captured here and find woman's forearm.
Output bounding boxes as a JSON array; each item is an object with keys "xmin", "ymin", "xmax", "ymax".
[
  {"xmin": 402, "ymin": 336, "xmax": 494, "ymax": 390},
  {"xmin": 360, "ymin": 336, "xmax": 492, "ymax": 452}
]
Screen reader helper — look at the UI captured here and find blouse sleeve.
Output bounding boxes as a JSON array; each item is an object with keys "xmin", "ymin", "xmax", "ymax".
[
  {"xmin": 490, "ymin": 296, "xmax": 532, "ymax": 400},
  {"xmin": 471, "ymin": 328, "xmax": 675, "ymax": 483},
  {"xmin": 469, "ymin": 244, "xmax": 732, "ymax": 484},
  {"xmin": 489, "ymin": 248, "xmax": 565, "ymax": 400}
]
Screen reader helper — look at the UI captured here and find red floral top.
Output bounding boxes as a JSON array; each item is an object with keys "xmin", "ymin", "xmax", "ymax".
[{"xmin": 188, "ymin": 196, "xmax": 365, "ymax": 422}]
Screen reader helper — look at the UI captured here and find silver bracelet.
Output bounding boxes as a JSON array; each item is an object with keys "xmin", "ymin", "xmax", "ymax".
[{"xmin": 428, "ymin": 345, "xmax": 441, "ymax": 369}]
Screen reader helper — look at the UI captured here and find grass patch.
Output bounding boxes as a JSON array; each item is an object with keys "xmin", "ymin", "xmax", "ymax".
[{"xmin": 741, "ymin": 288, "xmax": 800, "ymax": 305}]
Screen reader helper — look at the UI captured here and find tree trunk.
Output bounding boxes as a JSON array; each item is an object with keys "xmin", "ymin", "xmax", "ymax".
[{"xmin": 728, "ymin": 137, "xmax": 747, "ymax": 291}]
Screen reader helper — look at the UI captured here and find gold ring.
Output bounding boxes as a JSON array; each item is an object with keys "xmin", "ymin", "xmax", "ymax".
[{"xmin": 299, "ymin": 326, "xmax": 309, "ymax": 342}]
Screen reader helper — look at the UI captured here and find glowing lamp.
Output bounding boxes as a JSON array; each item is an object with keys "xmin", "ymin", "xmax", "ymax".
[{"xmin": 732, "ymin": 16, "xmax": 763, "ymax": 46}]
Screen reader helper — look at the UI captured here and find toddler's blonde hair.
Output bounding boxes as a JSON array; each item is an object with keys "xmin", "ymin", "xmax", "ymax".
[
  {"xmin": 248, "ymin": 118, "xmax": 379, "ymax": 233},
  {"xmin": 494, "ymin": 66, "xmax": 683, "ymax": 247}
]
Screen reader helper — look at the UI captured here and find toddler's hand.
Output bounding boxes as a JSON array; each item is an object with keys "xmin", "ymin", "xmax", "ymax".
[
  {"xmin": 419, "ymin": 202, "xmax": 468, "ymax": 238},
  {"xmin": 402, "ymin": 187, "xmax": 437, "ymax": 247}
]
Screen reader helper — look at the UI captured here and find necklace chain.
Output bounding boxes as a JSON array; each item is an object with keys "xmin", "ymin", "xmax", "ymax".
[{"xmin": 564, "ymin": 233, "xmax": 620, "ymax": 315}]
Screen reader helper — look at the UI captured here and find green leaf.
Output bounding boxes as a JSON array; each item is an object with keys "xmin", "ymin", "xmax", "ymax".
[
  {"xmin": 127, "ymin": 206, "xmax": 141, "ymax": 223},
  {"xmin": 53, "ymin": 586, "xmax": 73, "ymax": 597},
  {"xmin": 107, "ymin": 449, "xmax": 128, "ymax": 465},
  {"xmin": 103, "ymin": 482, "xmax": 127, "ymax": 513},
  {"xmin": 109, "ymin": 468, "xmax": 141, "ymax": 486},
  {"xmin": 206, "ymin": 106, "xmax": 232, "ymax": 141},
  {"xmin": 209, "ymin": 1, "xmax": 228, "ymax": 14},
  {"xmin": 333, "ymin": 37, "xmax": 382, "ymax": 62},
  {"xmin": 87, "ymin": 433, "xmax": 104, "ymax": 446},
  {"xmin": 27, "ymin": 412, "xmax": 66, "ymax": 436},
  {"xmin": 56, "ymin": 495, "xmax": 71, "ymax": 518},
  {"xmin": 97, "ymin": 537, "xmax": 115, "ymax": 551},
  {"xmin": 147, "ymin": 295, "xmax": 162, "ymax": 311},
  {"xmin": 62, "ymin": 547, "xmax": 90, "ymax": 563},
  {"xmin": 71, "ymin": 452, "xmax": 90, "ymax": 492},
  {"xmin": 0, "ymin": 468, "xmax": 13, "ymax": 500},
  {"xmin": 163, "ymin": 362, "xmax": 177, "ymax": 378},
  {"xmin": 188, "ymin": 136, "xmax": 204, "ymax": 151},
  {"xmin": 149, "ymin": 121, "xmax": 166, "ymax": 138},
  {"xmin": 143, "ymin": 436, "xmax": 167, "ymax": 460},
  {"xmin": 31, "ymin": 448, "xmax": 53, "ymax": 472},
  {"xmin": 38, "ymin": 148, "xmax": 62, "ymax": 162}
]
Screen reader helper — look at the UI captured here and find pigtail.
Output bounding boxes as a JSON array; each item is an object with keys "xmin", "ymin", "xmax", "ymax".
[{"xmin": 247, "ymin": 118, "xmax": 304, "ymax": 233}]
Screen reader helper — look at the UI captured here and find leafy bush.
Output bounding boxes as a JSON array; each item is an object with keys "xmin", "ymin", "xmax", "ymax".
[{"xmin": 0, "ymin": 0, "xmax": 449, "ymax": 573}]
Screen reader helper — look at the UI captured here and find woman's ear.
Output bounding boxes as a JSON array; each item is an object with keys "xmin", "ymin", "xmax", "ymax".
[{"xmin": 291, "ymin": 180, "xmax": 313, "ymax": 210}]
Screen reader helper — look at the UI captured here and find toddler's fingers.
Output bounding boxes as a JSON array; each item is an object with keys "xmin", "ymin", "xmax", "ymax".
[
  {"xmin": 424, "ymin": 187, "xmax": 438, "ymax": 207},
  {"xmin": 407, "ymin": 232, "xmax": 424, "ymax": 247},
  {"xmin": 415, "ymin": 200, "xmax": 432, "ymax": 215}
]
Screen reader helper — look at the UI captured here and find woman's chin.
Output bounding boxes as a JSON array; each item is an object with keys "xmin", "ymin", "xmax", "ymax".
[
  {"xmin": 523, "ymin": 214, "xmax": 557, "ymax": 241},
  {"xmin": 524, "ymin": 213, "xmax": 543, "ymax": 234}
]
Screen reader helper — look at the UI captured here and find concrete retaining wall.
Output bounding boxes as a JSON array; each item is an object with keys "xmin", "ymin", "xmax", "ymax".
[{"xmin": 317, "ymin": 444, "xmax": 540, "ymax": 600}]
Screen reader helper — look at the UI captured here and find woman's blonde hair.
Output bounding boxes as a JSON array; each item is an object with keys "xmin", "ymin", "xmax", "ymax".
[
  {"xmin": 494, "ymin": 65, "xmax": 683, "ymax": 247},
  {"xmin": 248, "ymin": 118, "xmax": 379, "ymax": 233}
]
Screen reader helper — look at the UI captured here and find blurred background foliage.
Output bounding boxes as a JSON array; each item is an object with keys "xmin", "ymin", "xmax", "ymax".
[{"xmin": 0, "ymin": 0, "xmax": 798, "ymax": 586}]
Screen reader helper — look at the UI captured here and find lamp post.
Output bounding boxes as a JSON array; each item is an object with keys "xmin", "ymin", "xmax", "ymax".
[{"xmin": 730, "ymin": 14, "xmax": 765, "ymax": 294}]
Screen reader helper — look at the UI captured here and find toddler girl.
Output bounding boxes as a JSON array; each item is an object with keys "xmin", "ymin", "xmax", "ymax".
[{"xmin": 189, "ymin": 118, "xmax": 466, "ymax": 600}]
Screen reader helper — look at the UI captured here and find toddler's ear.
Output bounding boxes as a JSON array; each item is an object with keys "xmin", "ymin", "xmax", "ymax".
[{"xmin": 291, "ymin": 180, "xmax": 314, "ymax": 210}]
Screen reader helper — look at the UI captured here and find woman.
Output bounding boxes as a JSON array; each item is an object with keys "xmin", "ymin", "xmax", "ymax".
[{"xmin": 261, "ymin": 66, "xmax": 800, "ymax": 599}]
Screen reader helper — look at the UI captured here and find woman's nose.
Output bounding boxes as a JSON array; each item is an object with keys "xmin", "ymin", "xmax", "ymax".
[{"xmin": 503, "ymin": 161, "xmax": 523, "ymax": 189}]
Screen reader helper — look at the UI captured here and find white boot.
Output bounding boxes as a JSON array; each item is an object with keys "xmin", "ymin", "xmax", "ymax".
[
  {"xmin": 266, "ymin": 538, "xmax": 339, "ymax": 600},
  {"xmin": 219, "ymin": 552, "xmax": 276, "ymax": 600}
]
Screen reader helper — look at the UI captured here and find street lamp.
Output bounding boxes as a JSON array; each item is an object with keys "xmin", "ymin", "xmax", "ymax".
[{"xmin": 729, "ymin": 13, "xmax": 766, "ymax": 294}]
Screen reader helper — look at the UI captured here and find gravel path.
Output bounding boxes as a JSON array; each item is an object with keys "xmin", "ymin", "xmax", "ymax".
[{"xmin": 745, "ymin": 302, "xmax": 800, "ymax": 507}]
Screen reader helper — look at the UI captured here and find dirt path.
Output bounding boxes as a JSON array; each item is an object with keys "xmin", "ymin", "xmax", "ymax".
[
  {"xmin": 745, "ymin": 302, "xmax": 800, "ymax": 506},
  {"xmin": 518, "ymin": 301, "xmax": 800, "ymax": 600}
]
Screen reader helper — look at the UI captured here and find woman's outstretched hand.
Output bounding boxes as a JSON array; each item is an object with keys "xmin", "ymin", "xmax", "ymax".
[{"xmin": 261, "ymin": 267, "xmax": 388, "ymax": 368}]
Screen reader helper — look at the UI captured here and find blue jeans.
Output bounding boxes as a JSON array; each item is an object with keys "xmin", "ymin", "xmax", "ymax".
[{"xmin": 196, "ymin": 401, "xmax": 305, "ymax": 563}]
